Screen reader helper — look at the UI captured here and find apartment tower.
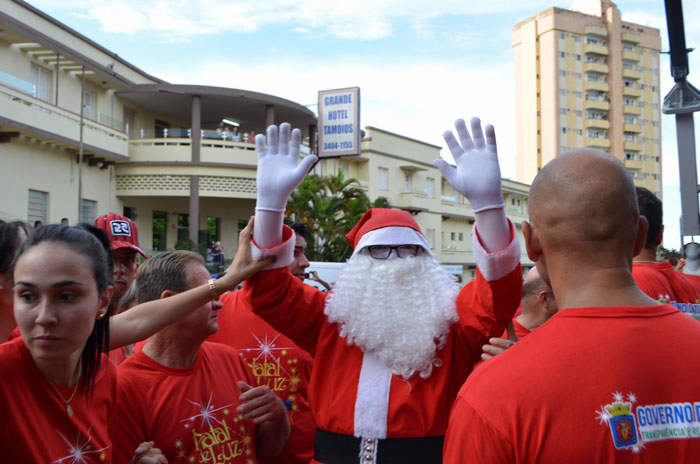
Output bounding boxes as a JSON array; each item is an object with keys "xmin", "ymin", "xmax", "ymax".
[{"xmin": 513, "ymin": 0, "xmax": 662, "ymax": 196}]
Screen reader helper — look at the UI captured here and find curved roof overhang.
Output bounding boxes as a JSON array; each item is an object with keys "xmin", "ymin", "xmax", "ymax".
[{"xmin": 116, "ymin": 84, "xmax": 317, "ymax": 136}]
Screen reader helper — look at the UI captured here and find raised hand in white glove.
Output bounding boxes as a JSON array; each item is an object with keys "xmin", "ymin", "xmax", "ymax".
[
  {"xmin": 256, "ymin": 123, "xmax": 318, "ymax": 213},
  {"xmin": 434, "ymin": 117, "xmax": 505, "ymax": 213}
]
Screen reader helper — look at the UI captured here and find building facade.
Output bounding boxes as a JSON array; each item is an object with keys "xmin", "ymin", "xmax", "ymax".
[
  {"xmin": 312, "ymin": 127, "xmax": 533, "ymax": 282},
  {"xmin": 0, "ymin": 0, "xmax": 316, "ymax": 257},
  {"xmin": 0, "ymin": 0, "xmax": 532, "ymax": 282},
  {"xmin": 513, "ymin": 0, "xmax": 662, "ymax": 196}
]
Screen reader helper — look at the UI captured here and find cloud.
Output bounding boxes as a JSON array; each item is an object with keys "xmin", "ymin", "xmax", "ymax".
[
  {"xmin": 157, "ymin": 55, "xmax": 517, "ymax": 176},
  {"xmin": 34, "ymin": 0, "xmax": 555, "ymax": 41}
]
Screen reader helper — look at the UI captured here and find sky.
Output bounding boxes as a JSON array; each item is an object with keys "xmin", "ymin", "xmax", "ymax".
[{"xmin": 27, "ymin": 0, "xmax": 700, "ymax": 250}]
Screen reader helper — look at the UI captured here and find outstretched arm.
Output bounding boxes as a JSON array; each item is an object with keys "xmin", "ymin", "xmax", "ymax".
[
  {"xmin": 109, "ymin": 218, "xmax": 273, "ymax": 349},
  {"xmin": 435, "ymin": 118, "xmax": 510, "ymax": 253},
  {"xmin": 254, "ymin": 123, "xmax": 317, "ymax": 249}
]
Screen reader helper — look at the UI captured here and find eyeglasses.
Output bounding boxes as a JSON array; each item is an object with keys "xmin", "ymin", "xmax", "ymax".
[{"xmin": 367, "ymin": 245, "xmax": 421, "ymax": 259}]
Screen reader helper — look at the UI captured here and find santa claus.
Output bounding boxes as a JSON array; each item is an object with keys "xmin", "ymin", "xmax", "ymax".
[{"xmin": 245, "ymin": 118, "xmax": 522, "ymax": 463}]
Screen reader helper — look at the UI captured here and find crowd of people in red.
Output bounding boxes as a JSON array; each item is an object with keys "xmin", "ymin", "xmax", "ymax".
[{"xmin": 1, "ymin": 118, "xmax": 699, "ymax": 463}]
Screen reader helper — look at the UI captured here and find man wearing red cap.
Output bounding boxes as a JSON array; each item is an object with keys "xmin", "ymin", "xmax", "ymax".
[
  {"xmin": 95, "ymin": 213, "xmax": 147, "ymax": 308},
  {"xmin": 95, "ymin": 213, "xmax": 147, "ymax": 366},
  {"xmin": 245, "ymin": 118, "xmax": 522, "ymax": 463}
]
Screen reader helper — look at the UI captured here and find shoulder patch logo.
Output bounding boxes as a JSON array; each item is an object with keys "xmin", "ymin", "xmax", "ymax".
[{"xmin": 596, "ymin": 391, "xmax": 700, "ymax": 454}]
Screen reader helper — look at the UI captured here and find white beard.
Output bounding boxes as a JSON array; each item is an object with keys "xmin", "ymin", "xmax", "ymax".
[{"xmin": 324, "ymin": 253, "xmax": 460, "ymax": 379}]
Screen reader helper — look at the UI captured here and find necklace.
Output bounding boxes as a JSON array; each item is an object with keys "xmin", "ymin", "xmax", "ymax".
[{"xmin": 48, "ymin": 379, "xmax": 80, "ymax": 417}]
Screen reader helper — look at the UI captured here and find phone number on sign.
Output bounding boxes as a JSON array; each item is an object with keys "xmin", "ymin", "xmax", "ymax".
[{"xmin": 323, "ymin": 141, "xmax": 353, "ymax": 150}]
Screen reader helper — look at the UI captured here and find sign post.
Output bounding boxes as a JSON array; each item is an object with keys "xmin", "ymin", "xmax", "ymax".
[{"xmin": 318, "ymin": 87, "xmax": 360, "ymax": 158}]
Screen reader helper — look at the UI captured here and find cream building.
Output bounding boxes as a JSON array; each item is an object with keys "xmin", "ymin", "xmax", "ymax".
[
  {"xmin": 0, "ymin": 0, "xmax": 316, "ymax": 256},
  {"xmin": 313, "ymin": 127, "xmax": 532, "ymax": 282},
  {"xmin": 0, "ymin": 0, "xmax": 531, "ymax": 281},
  {"xmin": 513, "ymin": 0, "xmax": 662, "ymax": 196}
]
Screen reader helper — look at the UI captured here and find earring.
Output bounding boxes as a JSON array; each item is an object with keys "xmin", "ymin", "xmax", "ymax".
[{"xmin": 96, "ymin": 312, "xmax": 106, "ymax": 320}]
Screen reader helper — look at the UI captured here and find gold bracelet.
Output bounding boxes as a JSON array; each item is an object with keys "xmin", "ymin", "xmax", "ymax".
[{"xmin": 208, "ymin": 279, "xmax": 219, "ymax": 301}]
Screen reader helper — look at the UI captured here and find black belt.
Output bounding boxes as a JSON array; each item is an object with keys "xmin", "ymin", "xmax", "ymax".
[{"xmin": 313, "ymin": 429, "xmax": 444, "ymax": 464}]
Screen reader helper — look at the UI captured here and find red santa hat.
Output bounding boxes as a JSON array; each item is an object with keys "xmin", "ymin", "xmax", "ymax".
[{"xmin": 346, "ymin": 208, "xmax": 433, "ymax": 257}]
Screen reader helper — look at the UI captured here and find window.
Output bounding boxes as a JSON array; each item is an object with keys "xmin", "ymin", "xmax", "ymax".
[
  {"xmin": 560, "ymin": 32, "xmax": 565, "ymax": 39},
  {"xmin": 426, "ymin": 177, "xmax": 434, "ymax": 198},
  {"xmin": 458, "ymin": 232, "xmax": 464, "ymax": 241},
  {"xmin": 404, "ymin": 173, "xmax": 413, "ymax": 192},
  {"xmin": 30, "ymin": 64, "xmax": 51, "ymax": 102},
  {"xmin": 623, "ymin": 132, "xmax": 637, "ymax": 142},
  {"xmin": 623, "ymin": 116, "xmax": 637, "ymax": 124},
  {"xmin": 27, "ymin": 190, "xmax": 47, "ymax": 224},
  {"xmin": 378, "ymin": 167, "xmax": 388, "ymax": 190},
  {"xmin": 426, "ymin": 228, "xmax": 435, "ymax": 249},
  {"xmin": 560, "ymin": 52, "xmax": 565, "ymax": 58},
  {"xmin": 79, "ymin": 199, "xmax": 96, "ymax": 223},
  {"xmin": 338, "ymin": 162, "xmax": 349, "ymax": 177},
  {"xmin": 152, "ymin": 211, "xmax": 167, "ymax": 251},
  {"xmin": 562, "ymin": 128, "xmax": 567, "ymax": 134},
  {"xmin": 177, "ymin": 213, "xmax": 190, "ymax": 242},
  {"xmin": 625, "ymin": 152, "xmax": 637, "ymax": 160},
  {"xmin": 83, "ymin": 89, "xmax": 96, "ymax": 120},
  {"xmin": 450, "ymin": 232, "xmax": 456, "ymax": 241}
]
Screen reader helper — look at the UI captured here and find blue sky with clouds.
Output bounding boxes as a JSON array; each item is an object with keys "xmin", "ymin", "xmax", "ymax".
[{"xmin": 27, "ymin": 0, "xmax": 700, "ymax": 250}]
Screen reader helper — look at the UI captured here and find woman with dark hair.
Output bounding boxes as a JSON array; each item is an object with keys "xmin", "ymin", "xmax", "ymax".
[
  {"xmin": 0, "ymin": 219, "xmax": 271, "ymax": 462},
  {"xmin": 0, "ymin": 220, "xmax": 28, "ymax": 341}
]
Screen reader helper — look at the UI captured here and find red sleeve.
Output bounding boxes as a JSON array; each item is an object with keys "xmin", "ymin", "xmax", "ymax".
[
  {"xmin": 243, "ymin": 268, "xmax": 328, "ymax": 355},
  {"xmin": 453, "ymin": 265, "xmax": 523, "ymax": 363},
  {"xmin": 110, "ymin": 367, "xmax": 149, "ymax": 464},
  {"xmin": 443, "ymin": 393, "xmax": 514, "ymax": 464}
]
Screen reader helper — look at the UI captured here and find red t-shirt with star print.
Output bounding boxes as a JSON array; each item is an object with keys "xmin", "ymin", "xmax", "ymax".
[
  {"xmin": 0, "ymin": 337, "xmax": 116, "ymax": 463},
  {"xmin": 110, "ymin": 342, "xmax": 258, "ymax": 464},
  {"xmin": 208, "ymin": 290, "xmax": 315, "ymax": 464}
]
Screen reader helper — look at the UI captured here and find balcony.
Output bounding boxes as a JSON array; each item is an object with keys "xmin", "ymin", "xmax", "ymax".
[
  {"xmin": 396, "ymin": 189, "xmax": 432, "ymax": 213},
  {"xmin": 623, "ymin": 104, "xmax": 642, "ymax": 115},
  {"xmin": 585, "ymin": 25, "xmax": 608, "ymax": 37},
  {"xmin": 585, "ymin": 118, "xmax": 610, "ymax": 129},
  {"xmin": 624, "ymin": 141, "xmax": 643, "ymax": 151},
  {"xmin": 622, "ymin": 68, "xmax": 641, "ymax": 80},
  {"xmin": 622, "ymin": 51, "xmax": 640, "ymax": 62},
  {"xmin": 584, "ymin": 137, "xmax": 610, "ymax": 149},
  {"xmin": 622, "ymin": 32, "xmax": 640, "ymax": 43},
  {"xmin": 623, "ymin": 86, "xmax": 642, "ymax": 97},
  {"xmin": 0, "ymin": 81, "xmax": 128, "ymax": 158},
  {"xmin": 584, "ymin": 80, "xmax": 609, "ymax": 92},
  {"xmin": 623, "ymin": 123, "xmax": 642, "ymax": 133},
  {"xmin": 625, "ymin": 159, "xmax": 643, "ymax": 170},
  {"xmin": 584, "ymin": 43, "xmax": 609, "ymax": 56},
  {"xmin": 584, "ymin": 99, "xmax": 610, "ymax": 111},
  {"xmin": 584, "ymin": 62, "xmax": 609, "ymax": 74}
]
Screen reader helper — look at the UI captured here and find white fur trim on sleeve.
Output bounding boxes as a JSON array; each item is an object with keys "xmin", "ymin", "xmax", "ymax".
[
  {"xmin": 472, "ymin": 219, "xmax": 521, "ymax": 281},
  {"xmin": 353, "ymin": 352, "xmax": 392, "ymax": 439},
  {"xmin": 250, "ymin": 227, "xmax": 296, "ymax": 270}
]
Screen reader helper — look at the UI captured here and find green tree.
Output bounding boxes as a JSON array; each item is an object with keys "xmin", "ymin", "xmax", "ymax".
[{"xmin": 287, "ymin": 170, "xmax": 390, "ymax": 262}]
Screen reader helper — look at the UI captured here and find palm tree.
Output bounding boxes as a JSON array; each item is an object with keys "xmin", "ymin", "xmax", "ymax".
[{"xmin": 287, "ymin": 170, "xmax": 390, "ymax": 261}]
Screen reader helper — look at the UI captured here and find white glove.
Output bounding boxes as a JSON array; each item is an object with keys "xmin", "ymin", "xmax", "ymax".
[
  {"xmin": 434, "ymin": 117, "xmax": 505, "ymax": 213},
  {"xmin": 255, "ymin": 123, "xmax": 318, "ymax": 212}
]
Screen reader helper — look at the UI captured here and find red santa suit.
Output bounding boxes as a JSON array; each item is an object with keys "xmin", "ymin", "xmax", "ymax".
[
  {"xmin": 208, "ymin": 290, "xmax": 315, "ymax": 464},
  {"xmin": 444, "ymin": 304, "xmax": 700, "ymax": 463},
  {"xmin": 246, "ymin": 210, "xmax": 522, "ymax": 463}
]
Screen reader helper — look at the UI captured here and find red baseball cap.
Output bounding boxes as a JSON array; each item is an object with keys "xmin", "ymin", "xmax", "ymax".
[{"xmin": 94, "ymin": 213, "xmax": 147, "ymax": 258}]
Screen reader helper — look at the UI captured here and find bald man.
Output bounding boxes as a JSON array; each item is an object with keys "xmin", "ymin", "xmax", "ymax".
[
  {"xmin": 444, "ymin": 149, "xmax": 700, "ymax": 463},
  {"xmin": 481, "ymin": 267, "xmax": 557, "ymax": 360}
]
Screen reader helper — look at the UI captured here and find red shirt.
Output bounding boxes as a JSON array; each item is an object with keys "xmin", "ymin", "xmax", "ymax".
[
  {"xmin": 633, "ymin": 262, "xmax": 700, "ymax": 320},
  {"xmin": 244, "ymin": 264, "xmax": 522, "ymax": 440},
  {"xmin": 208, "ymin": 290, "xmax": 315, "ymax": 464},
  {"xmin": 111, "ymin": 341, "xmax": 258, "ymax": 464},
  {"xmin": 444, "ymin": 305, "xmax": 700, "ymax": 463},
  {"xmin": 0, "ymin": 337, "xmax": 116, "ymax": 463}
]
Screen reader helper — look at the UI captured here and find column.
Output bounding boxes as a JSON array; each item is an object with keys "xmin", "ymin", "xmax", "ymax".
[{"xmin": 190, "ymin": 95, "xmax": 201, "ymax": 244}]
